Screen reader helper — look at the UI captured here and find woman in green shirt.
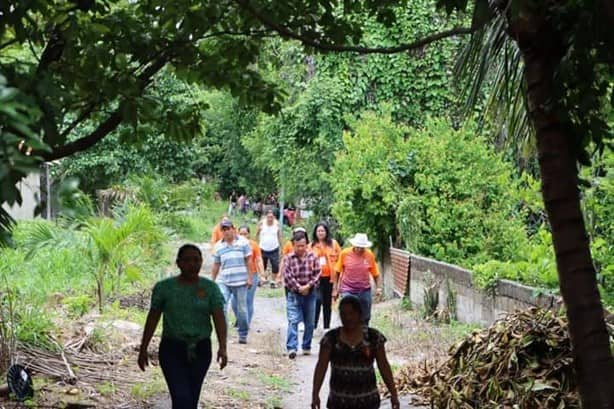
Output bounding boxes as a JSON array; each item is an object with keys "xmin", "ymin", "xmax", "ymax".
[{"xmin": 138, "ymin": 244, "xmax": 227, "ymax": 409}]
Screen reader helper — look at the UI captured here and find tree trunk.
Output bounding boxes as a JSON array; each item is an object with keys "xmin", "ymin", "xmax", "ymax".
[{"xmin": 513, "ymin": 18, "xmax": 614, "ymax": 409}]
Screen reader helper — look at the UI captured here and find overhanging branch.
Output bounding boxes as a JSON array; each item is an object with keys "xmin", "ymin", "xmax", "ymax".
[
  {"xmin": 38, "ymin": 55, "xmax": 170, "ymax": 161},
  {"xmin": 235, "ymin": 0, "xmax": 477, "ymax": 54}
]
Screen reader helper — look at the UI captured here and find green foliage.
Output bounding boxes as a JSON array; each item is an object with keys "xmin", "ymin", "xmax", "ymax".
[
  {"xmin": 329, "ymin": 109, "xmax": 409, "ymax": 249},
  {"xmin": 331, "ymin": 113, "xmax": 530, "ymax": 263},
  {"xmin": 19, "ymin": 204, "xmax": 166, "ymax": 312},
  {"xmin": 125, "ymin": 175, "xmax": 216, "ymax": 212},
  {"xmin": 14, "ymin": 303, "xmax": 57, "ymax": 350},
  {"xmin": 0, "ymin": 74, "xmax": 46, "ymax": 246},
  {"xmin": 472, "ymin": 229, "xmax": 557, "ymax": 290},
  {"xmin": 1, "ymin": 203, "xmax": 171, "ymax": 349},
  {"xmin": 396, "ymin": 118, "xmax": 529, "ymax": 266},
  {"xmin": 582, "ymin": 150, "xmax": 614, "ymax": 306},
  {"xmin": 55, "ymin": 74, "xmax": 213, "ymax": 194},
  {"xmin": 1, "ymin": 1, "xmax": 284, "ymax": 154},
  {"xmin": 197, "ymin": 91, "xmax": 275, "ymax": 198},
  {"xmin": 62, "ymin": 294, "xmax": 95, "ymax": 318},
  {"xmin": 245, "ymin": 2, "xmax": 462, "ymax": 216}
]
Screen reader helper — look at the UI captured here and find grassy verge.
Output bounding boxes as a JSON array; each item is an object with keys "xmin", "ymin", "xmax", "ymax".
[{"xmin": 371, "ymin": 300, "xmax": 481, "ymax": 364}]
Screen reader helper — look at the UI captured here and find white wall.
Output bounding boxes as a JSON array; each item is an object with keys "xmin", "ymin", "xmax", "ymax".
[{"xmin": 2, "ymin": 172, "xmax": 41, "ymax": 220}]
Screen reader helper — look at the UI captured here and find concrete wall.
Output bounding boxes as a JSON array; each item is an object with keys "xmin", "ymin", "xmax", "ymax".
[
  {"xmin": 385, "ymin": 250, "xmax": 562, "ymax": 326},
  {"xmin": 2, "ymin": 171, "xmax": 41, "ymax": 220}
]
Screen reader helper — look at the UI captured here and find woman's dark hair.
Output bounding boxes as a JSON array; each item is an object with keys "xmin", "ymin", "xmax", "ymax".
[
  {"xmin": 177, "ymin": 244, "xmax": 202, "ymax": 260},
  {"xmin": 239, "ymin": 225, "xmax": 250, "ymax": 233},
  {"xmin": 312, "ymin": 221, "xmax": 332, "ymax": 246},
  {"xmin": 339, "ymin": 295, "xmax": 362, "ymax": 315},
  {"xmin": 292, "ymin": 230, "xmax": 309, "ymax": 244}
]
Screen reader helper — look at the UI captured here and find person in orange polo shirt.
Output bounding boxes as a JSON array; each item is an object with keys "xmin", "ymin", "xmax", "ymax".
[
  {"xmin": 234, "ymin": 225, "xmax": 264, "ymax": 325},
  {"xmin": 210, "ymin": 215, "xmax": 229, "ymax": 246},
  {"xmin": 333, "ymin": 233, "xmax": 382, "ymax": 325},
  {"xmin": 310, "ymin": 222, "xmax": 341, "ymax": 330}
]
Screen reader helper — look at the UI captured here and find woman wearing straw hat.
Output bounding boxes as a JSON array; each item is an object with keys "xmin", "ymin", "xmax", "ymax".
[{"xmin": 333, "ymin": 233, "xmax": 381, "ymax": 326}]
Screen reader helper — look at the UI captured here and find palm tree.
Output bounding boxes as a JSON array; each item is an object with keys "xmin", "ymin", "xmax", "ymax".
[
  {"xmin": 454, "ymin": 3, "xmax": 614, "ymax": 407},
  {"xmin": 25, "ymin": 204, "xmax": 164, "ymax": 312},
  {"xmin": 234, "ymin": 0, "xmax": 614, "ymax": 405}
]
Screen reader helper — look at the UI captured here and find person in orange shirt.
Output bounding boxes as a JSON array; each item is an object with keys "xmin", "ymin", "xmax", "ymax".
[
  {"xmin": 333, "ymin": 233, "xmax": 381, "ymax": 325},
  {"xmin": 210, "ymin": 215, "xmax": 229, "ymax": 246},
  {"xmin": 310, "ymin": 222, "xmax": 341, "ymax": 330},
  {"xmin": 233, "ymin": 225, "xmax": 264, "ymax": 325}
]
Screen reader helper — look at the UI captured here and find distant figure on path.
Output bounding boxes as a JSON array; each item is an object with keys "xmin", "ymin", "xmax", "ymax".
[
  {"xmin": 211, "ymin": 219, "xmax": 253, "ymax": 344},
  {"xmin": 310, "ymin": 222, "xmax": 341, "ymax": 331},
  {"xmin": 237, "ymin": 194, "xmax": 246, "ymax": 215},
  {"xmin": 282, "ymin": 230, "xmax": 321, "ymax": 359},
  {"xmin": 333, "ymin": 233, "xmax": 381, "ymax": 326},
  {"xmin": 311, "ymin": 295, "xmax": 399, "ymax": 409},
  {"xmin": 228, "ymin": 191, "xmax": 237, "ymax": 215},
  {"xmin": 138, "ymin": 244, "xmax": 227, "ymax": 409}
]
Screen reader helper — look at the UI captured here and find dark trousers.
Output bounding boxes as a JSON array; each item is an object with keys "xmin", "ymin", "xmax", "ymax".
[
  {"xmin": 315, "ymin": 276, "xmax": 333, "ymax": 329},
  {"xmin": 159, "ymin": 337, "xmax": 212, "ymax": 409},
  {"xmin": 261, "ymin": 248, "xmax": 280, "ymax": 274}
]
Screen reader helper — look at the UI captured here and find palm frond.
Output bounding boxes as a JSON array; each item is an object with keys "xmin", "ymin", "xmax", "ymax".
[
  {"xmin": 454, "ymin": 4, "xmax": 535, "ymax": 160},
  {"xmin": 21, "ymin": 221, "xmax": 80, "ymax": 259}
]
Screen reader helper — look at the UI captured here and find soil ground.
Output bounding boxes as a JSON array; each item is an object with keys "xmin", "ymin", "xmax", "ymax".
[{"xmin": 2, "ymin": 276, "xmax": 477, "ymax": 408}]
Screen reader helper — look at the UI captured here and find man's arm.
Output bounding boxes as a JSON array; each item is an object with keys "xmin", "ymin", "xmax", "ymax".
[
  {"xmin": 369, "ymin": 251, "xmax": 382, "ymax": 294},
  {"xmin": 211, "ymin": 262, "xmax": 221, "ymax": 281},
  {"xmin": 307, "ymin": 256, "xmax": 321, "ymax": 289},
  {"xmin": 282, "ymin": 256, "xmax": 299, "ymax": 291},
  {"xmin": 246, "ymin": 256, "xmax": 255, "ymax": 287},
  {"xmin": 333, "ymin": 252, "xmax": 344, "ymax": 299},
  {"xmin": 255, "ymin": 222, "xmax": 262, "ymax": 241}
]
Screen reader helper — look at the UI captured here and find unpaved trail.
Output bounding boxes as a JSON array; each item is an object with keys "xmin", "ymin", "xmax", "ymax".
[{"xmin": 150, "ymin": 290, "xmax": 423, "ymax": 408}]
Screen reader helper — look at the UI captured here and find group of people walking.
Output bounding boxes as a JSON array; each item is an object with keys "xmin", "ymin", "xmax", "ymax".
[{"xmin": 138, "ymin": 212, "xmax": 400, "ymax": 409}]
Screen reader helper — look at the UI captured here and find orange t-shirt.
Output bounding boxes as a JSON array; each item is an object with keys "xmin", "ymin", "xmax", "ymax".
[
  {"xmin": 248, "ymin": 239, "xmax": 262, "ymax": 274},
  {"xmin": 282, "ymin": 240, "xmax": 294, "ymax": 256},
  {"xmin": 335, "ymin": 248, "xmax": 379, "ymax": 292},
  {"xmin": 210, "ymin": 224, "xmax": 223, "ymax": 245},
  {"xmin": 310, "ymin": 240, "xmax": 341, "ymax": 278}
]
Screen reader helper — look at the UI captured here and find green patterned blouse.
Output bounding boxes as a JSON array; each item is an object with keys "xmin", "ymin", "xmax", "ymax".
[{"xmin": 150, "ymin": 276, "xmax": 225, "ymax": 343}]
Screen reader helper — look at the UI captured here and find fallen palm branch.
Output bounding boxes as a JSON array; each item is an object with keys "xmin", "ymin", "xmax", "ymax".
[
  {"xmin": 14, "ymin": 341, "xmax": 147, "ymax": 386},
  {"xmin": 382, "ymin": 308, "xmax": 614, "ymax": 408}
]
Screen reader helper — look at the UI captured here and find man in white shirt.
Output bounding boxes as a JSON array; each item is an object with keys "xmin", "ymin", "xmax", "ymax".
[{"xmin": 256, "ymin": 209, "xmax": 282, "ymax": 287}]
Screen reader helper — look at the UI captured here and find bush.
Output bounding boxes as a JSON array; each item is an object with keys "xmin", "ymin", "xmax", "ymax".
[
  {"xmin": 473, "ymin": 228, "xmax": 558, "ymax": 290},
  {"xmin": 63, "ymin": 294, "xmax": 95, "ymax": 318},
  {"xmin": 330, "ymin": 114, "xmax": 530, "ymax": 266},
  {"xmin": 396, "ymin": 119, "xmax": 530, "ymax": 266}
]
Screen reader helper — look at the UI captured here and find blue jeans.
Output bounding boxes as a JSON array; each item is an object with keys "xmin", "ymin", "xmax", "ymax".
[
  {"xmin": 218, "ymin": 283, "xmax": 249, "ymax": 340},
  {"xmin": 341, "ymin": 289, "xmax": 372, "ymax": 325},
  {"xmin": 159, "ymin": 337, "xmax": 212, "ymax": 409},
  {"xmin": 231, "ymin": 275, "xmax": 259, "ymax": 325},
  {"xmin": 286, "ymin": 290, "xmax": 317, "ymax": 352}
]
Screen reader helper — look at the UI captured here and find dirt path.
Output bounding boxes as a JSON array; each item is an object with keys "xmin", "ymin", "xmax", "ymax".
[{"xmin": 148, "ymin": 290, "xmax": 425, "ymax": 408}]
